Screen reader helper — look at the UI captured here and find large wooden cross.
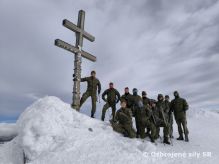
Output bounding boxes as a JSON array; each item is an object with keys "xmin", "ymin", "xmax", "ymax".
[{"xmin": 55, "ymin": 10, "xmax": 96, "ymax": 111}]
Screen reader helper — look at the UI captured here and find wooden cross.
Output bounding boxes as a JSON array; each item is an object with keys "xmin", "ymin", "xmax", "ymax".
[{"xmin": 55, "ymin": 10, "xmax": 96, "ymax": 111}]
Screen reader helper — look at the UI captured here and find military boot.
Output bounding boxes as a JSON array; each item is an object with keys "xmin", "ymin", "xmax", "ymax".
[
  {"xmin": 101, "ymin": 116, "xmax": 104, "ymax": 121},
  {"xmin": 163, "ymin": 137, "xmax": 170, "ymax": 145},
  {"xmin": 91, "ymin": 114, "xmax": 95, "ymax": 118},
  {"xmin": 177, "ymin": 135, "xmax": 184, "ymax": 140},
  {"xmin": 123, "ymin": 131, "xmax": 129, "ymax": 137},
  {"xmin": 149, "ymin": 135, "xmax": 155, "ymax": 143},
  {"xmin": 185, "ymin": 134, "xmax": 189, "ymax": 142}
]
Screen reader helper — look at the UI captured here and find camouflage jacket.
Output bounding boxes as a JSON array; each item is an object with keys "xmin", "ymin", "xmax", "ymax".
[
  {"xmin": 136, "ymin": 105, "xmax": 153, "ymax": 124},
  {"xmin": 164, "ymin": 100, "xmax": 172, "ymax": 116},
  {"xmin": 120, "ymin": 93, "xmax": 133, "ymax": 108},
  {"xmin": 81, "ymin": 76, "xmax": 101, "ymax": 94},
  {"xmin": 115, "ymin": 107, "xmax": 133, "ymax": 125},
  {"xmin": 156, "ymin": 100, "xmax": 170, "ymax": 114},
  {"xmin": 156, "ymin": 100, "xmax": 169, "ymax": 124},
  {"xmin": 130, "ymin": 95, "xmax": 142, "ymax": 116},
  {"xmin": 142, "ymin": 97, "xmax": 151, "ymax": 107},
  {"xmin": 102, "ymin": 88, "xmax": 120, "ymax": 105},
  {"xmin": 171, "ymin": 97, "xmax": 189, "ymax": 119}
]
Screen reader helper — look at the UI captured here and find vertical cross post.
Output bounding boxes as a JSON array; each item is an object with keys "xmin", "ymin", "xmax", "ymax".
[
  {"xmin": 72, "ymin": 10, "xmax": 85, "ymax": 111},
  {"xmin": 54, "ymin": 10, "xmax": 96, "ymax": 111}
]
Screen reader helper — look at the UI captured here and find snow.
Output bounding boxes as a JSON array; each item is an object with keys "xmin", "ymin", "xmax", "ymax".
[
  {"xmin": 0, "ymin": 96, "xmax": 219, "ymax": 164},
  {"xmin": 16, "ymin": 96, "xmax": 75, "ymax": 161},
  {"xmin": 0, "ymin": 140, "xmax": 23, "ymax": 164}
]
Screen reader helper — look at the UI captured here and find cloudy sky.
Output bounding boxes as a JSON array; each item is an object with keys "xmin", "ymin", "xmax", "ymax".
[{"xmin": 0, "ymin": 0, "xmax": 219, "ymax": 122}]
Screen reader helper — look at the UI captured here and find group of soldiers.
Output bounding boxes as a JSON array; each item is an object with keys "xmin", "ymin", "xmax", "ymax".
[{"xmin": 74, "ymin": 71, "xmax": 189, "ymax": 145}]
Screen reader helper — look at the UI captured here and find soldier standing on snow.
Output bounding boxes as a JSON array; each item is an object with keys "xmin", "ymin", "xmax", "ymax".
[
  {"xmin": 120, "ymin": 87, "xmax": 133, "ymax": 108},
  {"xmin": 101, "ymin": 82, "xmax": 120, "ymax": 121},
  {"xmin": 165, "ymin": 95, "xmax": 174, "ymax": 138},
  {"xmin": 135, "ymin": 100, "xmax": 156, "ymax": 143},
  {"xmin": 79, "ymin": 70, "xmax": 101, "ymax": 118},
  {"xmin": 142, "ymin": 91, "xmax": 152, "ymax": 136},
  {"xmin": 155, "ymin": 94, "xmax": 171, "ymax": 144},
  {"xmin": 142, "ymin": 91, "xmax": 151, "ymax": 107},
  {"xmin": 171, "ymin": 91, "xmax": 189, "ymax": 142},
  {"xmin": 131, "ymin": 88, "xmax": 142, "ymax": 137}
]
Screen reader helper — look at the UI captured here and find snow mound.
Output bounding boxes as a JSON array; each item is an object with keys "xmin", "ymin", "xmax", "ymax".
[
  {"xmin": 1, "ymin": 96, "xmax": 219, "ymax": 164},
  {"xmin": 16, "ymin": 96, "xmax": 157, "ymax": 163},
  {"xmin": 16, "ymin": 96, "xmax": 75, "ymax": 160}
]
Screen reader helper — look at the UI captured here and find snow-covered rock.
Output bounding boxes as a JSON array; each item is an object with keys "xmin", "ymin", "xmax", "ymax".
[{"xmin": 0, "ymin": 96, "xmax": 219, "ymax": 164}]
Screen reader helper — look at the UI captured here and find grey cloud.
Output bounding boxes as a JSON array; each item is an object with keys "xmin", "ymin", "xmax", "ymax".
[{"xmin": 0, "ymin": 0, "xmax": 219, "ymax": 121}]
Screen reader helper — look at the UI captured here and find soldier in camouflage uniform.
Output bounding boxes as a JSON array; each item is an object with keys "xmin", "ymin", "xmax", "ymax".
[
  {"xmin": 135, "ymin": 100, "xmax": 156, "ymax": 142},
  {"xmin": 150, "ymin": 101, "xmax": 159, "ymax": 138},
  {"xmin": 142, "ymin": 91, "xmax": 151, "ymax": 107},
  {"xmin": 111, "ymin": 100, "xmax": 136, "ymax": 138},
  {"xmin": 101, "ymin": 82, "xmax": 120, "ymax": 121},
  {"xmin": 131, "ymin": 88, "xmax": 142, "ymax": 137},
  {"xmin": 165, "ymin": 95, "xmax": 173, "ymax": 138},
  {"xmin": 171, "ymin": 91, "xmax": 189, "ymax": 142},
  {"xmin": 142, "ymin": 91, "xmax": 152, "ymax": 136},
  {"xmin": 155, "ymin": 94, "xmax": 170, "ymax": 144},
  {"xmin": 79, "ymin": 71, "xmax": 101, "ymax": 118},
  {"xmin": 120, "ymin": 87, "xmax": 133, "ymax": 108}
]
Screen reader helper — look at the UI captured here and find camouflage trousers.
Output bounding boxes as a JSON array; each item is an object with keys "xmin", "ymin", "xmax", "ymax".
[
  {"xmin": 80, "ymin": 91, "xmax": 97, "ymax": 116},
  {"xmin": 139, "ymin": 119, "xmax": 156, "ymax": 140},
  {"xmin": 112, "ymin": 122, "xmax": 136, "ymax": 138},
  {"xmin": 101, "ymin": 103, "xmax": 116, "ymax": 121},
  {"xmin": 176, "ymin": 117, "xmax": 189, "ymax": 136},
  {"xmin": 135, "ymin": 116, "xmax": 140, "ymax": 136},
  {"xmin": 169, "ymin": 114, "xmax": 173, "ymax": 137},
  {"xmin": 155, "ymin": 120, "xmax": 170, "ymax": 138}
]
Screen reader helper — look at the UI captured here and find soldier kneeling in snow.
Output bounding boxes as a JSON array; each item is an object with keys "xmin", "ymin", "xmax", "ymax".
[{"xmin": 111, "ymin": 100, "xmax": 136, "ymax": 138}]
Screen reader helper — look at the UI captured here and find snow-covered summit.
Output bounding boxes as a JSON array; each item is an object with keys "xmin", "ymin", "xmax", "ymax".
[
  {"xmin": 0, "ymin": 96, "xmax": 219, "ymax": 164},
  {"xmin": 15, "ymin": 96, "xmax": 156, "ymax": 163}
]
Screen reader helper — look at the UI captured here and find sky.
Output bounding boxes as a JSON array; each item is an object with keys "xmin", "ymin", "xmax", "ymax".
[{"xmin": 0, "ymin": 0, "xmax": 219, "ymax": 122}]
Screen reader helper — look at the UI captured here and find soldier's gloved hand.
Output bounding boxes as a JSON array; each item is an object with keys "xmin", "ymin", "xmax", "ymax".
[{"xmin": 73, "ymin": 78, "xmax": 77, "ymax": 81}]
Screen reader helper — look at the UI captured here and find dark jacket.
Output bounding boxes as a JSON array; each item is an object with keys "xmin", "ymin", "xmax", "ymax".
[
  {"xmin": 120, "ymin": 93, "xmax": 133, "ymax": 108},
  {"xmin": 81, "ymin": 76, "xmax": 101, "ymax": 94},
  {"xmin": 102, "ymin": 88, "xmax": 120, "ymax": 105},
  {"xmin": 115, "ymin": 107, "xmax": 133, "ymax": 125},
  {"xmin": 171, "ymin": 97, "xmax": 189, "ymax": 120}
]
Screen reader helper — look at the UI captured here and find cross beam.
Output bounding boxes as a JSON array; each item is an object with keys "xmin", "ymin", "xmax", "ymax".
[
  {"xmin": 63, "ymin": 19, "xmax": 95, "ymax": 42},
  {"xmin": 55, "ymin": 39, "xmax": 96, "ymax": 62},
  {"xmin": 54, "ymin": 10, "xmax": 96, "ymax": 111}
]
